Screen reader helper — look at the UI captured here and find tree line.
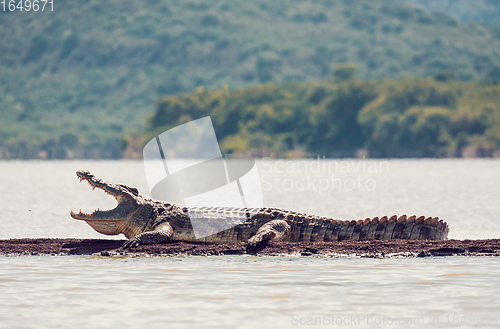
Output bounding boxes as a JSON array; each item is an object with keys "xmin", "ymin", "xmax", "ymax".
[{"xmin": 135, "ymin": 73, "xmax": 500, "ymax": 158}]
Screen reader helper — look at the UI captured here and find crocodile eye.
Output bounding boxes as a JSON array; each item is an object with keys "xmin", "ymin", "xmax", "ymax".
[{"xmin": 119, "ymin": 184, "xmax": 139, "ymax": 196}]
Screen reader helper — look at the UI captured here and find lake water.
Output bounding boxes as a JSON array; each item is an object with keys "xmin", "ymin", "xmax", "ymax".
[{"xmin": 1, "ymin": 159, "xmax": 500, "ymax": 328}]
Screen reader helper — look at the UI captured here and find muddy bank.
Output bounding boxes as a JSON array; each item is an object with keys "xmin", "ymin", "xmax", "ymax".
[{"xmin": 2, "ymin": 238, "xmax": 500, "ymax": 257}]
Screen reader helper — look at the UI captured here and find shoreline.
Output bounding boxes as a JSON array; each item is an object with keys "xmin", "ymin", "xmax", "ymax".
[{"xmin": 1, "ymin": 238, "xmax": 500, "ymax": 258}]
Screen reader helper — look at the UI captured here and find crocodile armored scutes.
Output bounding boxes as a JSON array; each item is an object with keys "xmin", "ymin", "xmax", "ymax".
[{"xmin": 70, "ymin": 170, "xmax": 449, "ymax": 248}]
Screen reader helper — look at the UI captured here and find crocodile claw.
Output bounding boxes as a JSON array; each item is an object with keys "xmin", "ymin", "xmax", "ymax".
[
  {"xmin": 247, "ymin": 236, "xmax": 262, "ymax": 247},
  {"xmin": 248, "ymin": 231, "xmax": 274, "ymax": 247},
  {"xmin": 123, "ymin": 237, "xmax": 141, "ymax": 248}
]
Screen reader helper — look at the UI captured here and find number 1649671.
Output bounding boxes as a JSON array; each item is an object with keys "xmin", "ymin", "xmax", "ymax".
[{"xmin": 2, "ymin": 0, "xmax": 54, "ymax": 12}]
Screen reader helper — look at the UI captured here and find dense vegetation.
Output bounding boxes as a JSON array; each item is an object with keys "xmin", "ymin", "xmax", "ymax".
[
  {"xmin": 137, "ymin": 73, "xmax": 500, "ymax": 158},
  {"xmin": 1, "ymin": 0, "xmax": 500, "ymax": 158},
  {"xmin": 398, "ymin": 0, "xmax": 500, "ymax": 26}
]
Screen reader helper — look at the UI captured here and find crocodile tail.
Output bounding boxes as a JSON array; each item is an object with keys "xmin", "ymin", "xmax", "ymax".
[
  {"xmin": 367, "ymin": 215, "xmax": 448, "ymax": 241},
  {"xmin": 320, "ymin": 215, "xmax": 449, "ymax": 241}
]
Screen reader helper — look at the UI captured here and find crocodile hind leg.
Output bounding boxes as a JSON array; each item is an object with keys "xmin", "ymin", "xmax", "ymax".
[
  {"xmin": 123, "ymin": 222, "xmax": 173, "ymax": 248},
  {"xmin": 248, "ymin": 220, "xmax": 291, "ymax": 246}
]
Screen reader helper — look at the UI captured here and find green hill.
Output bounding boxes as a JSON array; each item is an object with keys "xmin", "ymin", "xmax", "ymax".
[{"xmin": 1, "ymin": 0, "xmax": 500, "ymax": 158}]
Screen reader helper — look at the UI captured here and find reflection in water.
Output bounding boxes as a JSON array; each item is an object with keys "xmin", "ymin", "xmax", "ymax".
[{"xmin": 0, "ymin": 256, "xmax": 499, "ymax": 329}]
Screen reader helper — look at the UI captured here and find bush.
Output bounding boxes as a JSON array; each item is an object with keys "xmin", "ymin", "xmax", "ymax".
[{"xmin": 332, "ymin": 63, "xmax": 359, "ymax": 82}]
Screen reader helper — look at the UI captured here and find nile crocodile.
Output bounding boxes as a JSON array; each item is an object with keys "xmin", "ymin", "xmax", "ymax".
[{"xmin": 70, "ymin": 170, "xmax": 449, "ymax": 248}]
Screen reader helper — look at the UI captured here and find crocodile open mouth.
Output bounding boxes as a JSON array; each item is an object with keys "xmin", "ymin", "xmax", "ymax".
[
  {"xmin": 69, "ymin": 171, "xmax": 136, "ymax": 236},
  {"xmin": 70, "ymin": 170, "xmax": 122, "ymax": 221}
]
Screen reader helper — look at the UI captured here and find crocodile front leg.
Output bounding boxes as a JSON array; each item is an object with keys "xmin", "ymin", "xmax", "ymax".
[
  {"xmin": 248, "ymin": 220, "xmax": 291, "ymax": 246},
  {"xmin": 123, "ymin": 222, "xmax": 173, "ymax": 248}
]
